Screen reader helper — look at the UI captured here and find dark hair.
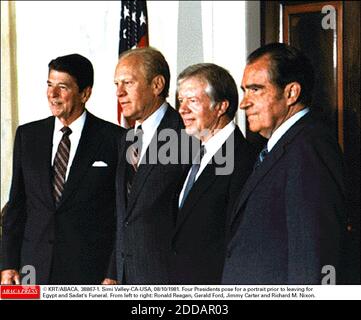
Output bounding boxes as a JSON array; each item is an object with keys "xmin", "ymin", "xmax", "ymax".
[
  {"xmin": 177, "ymin": 63, "xmax": 239, "ymax": 120},
  {"xmin": 119, "ymin": 47, "xmax": 170, "ymax": 99},
  {"xmin": 48, "ymin": 54, "xmax": 94, "ymax": 91},
  {"xmin": 247, "ymin": 43, "xmax": 314, "ymax": 106}
]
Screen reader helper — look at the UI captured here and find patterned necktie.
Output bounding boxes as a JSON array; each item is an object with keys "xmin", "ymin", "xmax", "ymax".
[
  {"xmin": 179, "ymin": 145, "xmax": 206, "ymax": 208},
  {"xmin": 253, "ymin": 144, "xmax": 268, "ymax": 171},
  {"xmin": 52, "ymin": 126, "xmax": 72, "ymax": 205},
  {"xmin": 127, "ymin": 125, "xmax": 143, "ymax": 196}
]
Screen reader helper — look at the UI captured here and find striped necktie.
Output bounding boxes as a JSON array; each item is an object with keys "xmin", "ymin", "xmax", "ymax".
[
  {"xmin": 52, "ymin": 126, "xmax": 72, "ymax": 205},
  {"xmin": 126, "ymin": 125, "xmax": 143, "ymax": 196}
]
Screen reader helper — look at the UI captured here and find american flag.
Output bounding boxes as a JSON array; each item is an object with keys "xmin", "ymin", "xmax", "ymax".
[{"xmin": 118, "ymin": 0, "xmax": 149, "ymax": 128}]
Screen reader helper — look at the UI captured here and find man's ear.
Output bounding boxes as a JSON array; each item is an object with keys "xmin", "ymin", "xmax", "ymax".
[
  {"xmin": 284, "ymin": 82, "xmax": 301, "ymax": 106},
  {"xmin": 81, "ymin": 87, "xmax": 92, "ymax": 104},
  {"xmin": 216, "ymin": 100, "xmax": 230, "ymax": 117},
  {"xmin": 152, "ymin": 75, "xmax": 165, "ymax": 96}
]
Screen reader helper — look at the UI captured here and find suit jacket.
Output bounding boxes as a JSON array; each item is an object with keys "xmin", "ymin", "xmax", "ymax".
[
  {"xmin": 170, "ymin": 126, "xmax": 255, "ymax": 284},
  {"xmin": 222, "ymin": 112, "xmax": 347, "ymax": 284},
  {"xmin": 114, "ymin": 105, "xmax": 188, "ymax": 284},
  {"xmin": 2, "ymin": 112, "xmax": 124, "ymax": 284}
]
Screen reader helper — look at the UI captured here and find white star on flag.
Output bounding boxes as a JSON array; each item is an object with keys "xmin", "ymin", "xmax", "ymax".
[
  {"xmin": 140, "ymin": 11, "xmax": 146, "ymax": 26},
  {"xmin": 124, "ymin": 6, "xmax": 130, "ymax": 18}
]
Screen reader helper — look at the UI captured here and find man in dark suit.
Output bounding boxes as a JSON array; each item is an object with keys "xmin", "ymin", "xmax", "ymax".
[
  {"xmin": 103, "ymin": 47, "xmax": 187, "ymax": 285},
  {"xmin": 170, "ymin": 63, "xmax": 255, "ymax": 284},
  {"xmin": 1, "ymin": 54, "xmax": 124, "ymax": 285},
  {"xmin": 222, "ymin": 43, "xmax": 347, "ymax": 284}
]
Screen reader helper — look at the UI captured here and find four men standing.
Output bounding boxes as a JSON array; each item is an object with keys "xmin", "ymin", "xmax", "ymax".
[{"xmin": 1, "ymin": 44, "xmax": 349, "ymax": 285}]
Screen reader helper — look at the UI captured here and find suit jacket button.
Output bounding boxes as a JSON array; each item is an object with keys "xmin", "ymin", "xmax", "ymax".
[
  {"xmin": 125, "ymin": 221, "xmax": 129, "ymax": 227},
  {"xmin": 173, "ymin": 250, "xmax": 177, "ymax": 256}
]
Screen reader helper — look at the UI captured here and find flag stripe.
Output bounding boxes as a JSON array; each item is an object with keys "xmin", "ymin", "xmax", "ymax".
[{"xmin": 117, "ymin": 0, "xmax": 149, "ymax": 128}]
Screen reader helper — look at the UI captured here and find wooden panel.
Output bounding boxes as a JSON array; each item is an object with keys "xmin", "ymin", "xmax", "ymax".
[
  {"xmin": 283, "ymin": 1, "xmax": 344, "ymax": 149},
  {"xmin": 342, "ymin": 0, "xmax": 360, "ymax": 284},
  {"xmin": 260, "ymin": 0, "xmax": 360, "ymax": 284},
  {"xmin": 261, "ymin": 1, "xmax": 280, "ymax": 44}
]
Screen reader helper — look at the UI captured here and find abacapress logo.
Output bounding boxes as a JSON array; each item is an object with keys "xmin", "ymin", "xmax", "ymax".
[{"xmin": 0, "ymin": 285, "xmax": 40, "ymax": 299}]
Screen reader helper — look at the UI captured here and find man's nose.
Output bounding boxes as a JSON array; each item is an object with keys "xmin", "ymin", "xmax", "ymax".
[
  {"xmin": 239, "ymin": 95, "xmax": 251, "ymax": 110},
  {"xmin": 178, "ymin": 100, "xmax": 190, "ymax": 114},
  {"xmin": 116, "ymin": 83, "xmax": 126, "ymax": 97},
  {"xmin": 48, "ymin": 86, "xmax": 59, "ymax": 97}
]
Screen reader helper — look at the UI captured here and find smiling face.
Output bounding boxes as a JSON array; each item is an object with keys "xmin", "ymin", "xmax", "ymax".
[
  {"xmin": 239, "ymin": 56, "xmax": 291, "ymax": 138},
  {"xmin": 114, "ymin": 55, "xmax": 164, "ymax": 123},
  {"xmin": 47, "ymin": 70, "xmax": 90, "ymax": 126},
  {"xmin": 178, "ymin": 77, "xmax": 228, "ymax": 142}
]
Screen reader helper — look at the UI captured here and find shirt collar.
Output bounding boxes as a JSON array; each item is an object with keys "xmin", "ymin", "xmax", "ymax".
[
  {"xmin": 202, "ymin": 121, "xmax": 236, "ymax": 162},
  {"xmin": 267, "ymin": 107, "xmax": 309, "ymax": 152},
  {"xmin": 54, "ymin": 110, "xmax": 87, "ymax": 133},
  {"xmin": 135, "ymin": 102, "xmax": 168, "ymax": 135}
]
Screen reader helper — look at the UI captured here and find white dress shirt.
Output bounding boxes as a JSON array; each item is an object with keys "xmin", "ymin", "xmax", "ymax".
[
  {"xmin": 51, "ymin": 110, "xmax": 87, "ymax": 180},
  {"xmin": 178, "ymin": 121, "xmax": 236, "ymax": 207},
  {"xmin": 134, "ymin": 102, "xmax": 168, "ymax": 163},
  {"xmin": 267, "ymin": 108, "xmax": 310, "ymax": 152}
]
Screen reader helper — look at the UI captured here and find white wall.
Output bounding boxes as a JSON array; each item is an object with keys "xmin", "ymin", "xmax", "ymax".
[
  {"xmin": 146, "ymin": 1, "xmax": 260, "ymax": 134},
  {"xmin": 15, "ymin": 1, "xmax": 121, "ymax": 125},
  {"xmin": 15, "ymin": 0, "xmax": 260, "ymax": 130}
]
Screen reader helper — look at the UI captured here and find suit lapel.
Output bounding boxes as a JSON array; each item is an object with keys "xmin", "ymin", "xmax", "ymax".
[
  {"xmin": 57, "ymin": 112, "xmax": 105, "ymax": 208},
  {"xmin": 174, "ymin": 128, "xmax": 240, "ymax": 236},
  {"xmin": 174, "ymin": 163, "xmax": 217, "ymax": 236},
  {"xmin": 118, "ymin": 132, "xmax": 131, "ymax": 215},
  {"xmin": 38, "ymin": 117, "xmax": 56, "ymax": 208},
  {"xmin": 229, "ymin": 113, "xmax": 312, "ymax": 227},
  {"xmin": 126, "ymin": 105, "xmax": 180, "ymax": 215},
  {"xmin": 229, "ymin": 145, "xmax": 285, "ymax": 227}
]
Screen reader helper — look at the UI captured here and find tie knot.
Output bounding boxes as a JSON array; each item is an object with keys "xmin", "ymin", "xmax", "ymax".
[
  {"xmin": 259, "ymin": 145, "xmax": 268, "ymax": 162},
  {"xmin": 134, "ymin": 125, "xmax": 143, "ymax": 134},
  {"xmin": 200, "ymin": 145, "xmax": 206, "ymax": 160},
  {"xmin": 61, "ymin": 126, "xmax": 72, "ymax": 136},
  {"xmin": 193, "ymin": 145, "xmax": 206, "ymax": 164},
  {"xmin": 135, "ymin": 125, "xmax": 143, "ymax": 136}
]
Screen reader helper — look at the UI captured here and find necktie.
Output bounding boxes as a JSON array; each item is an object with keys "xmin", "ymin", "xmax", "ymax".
[
  {"xmin": 253, "ymin": 144, "xmax": 268, "ymax": 171},
  {"xmin": 179, "ymin": 145, "xmax": 206, "ymax": 208},
  {"xmin": 52, "ymin": 126, "xmax": 72, "ymax": 204},
  {"xmin": 127, "ymin": 125, "xmax": 143, "ymax": 196}
]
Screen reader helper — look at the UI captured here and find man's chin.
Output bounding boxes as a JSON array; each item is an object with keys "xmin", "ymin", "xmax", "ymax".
[
  {"xmin": 124, "ymin": 114, "xmax": 137, "ymax": 122},
  {"xmin": 185, "ymin": 127, "xmax": 197, "ymax": 137},
  {"xmin": 50, "ymin": 109, "xmax": 62, "ymax": 118}
]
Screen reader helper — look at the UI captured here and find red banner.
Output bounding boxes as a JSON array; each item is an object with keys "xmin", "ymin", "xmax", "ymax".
[{"xmin": 1, "ymin": 285, "xmax": 41, "ymax": 299}]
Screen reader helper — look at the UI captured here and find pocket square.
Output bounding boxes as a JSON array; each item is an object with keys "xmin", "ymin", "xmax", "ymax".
[{"xmin": 92, "ymin": 161, "xmax": 108, "ymax": 167}]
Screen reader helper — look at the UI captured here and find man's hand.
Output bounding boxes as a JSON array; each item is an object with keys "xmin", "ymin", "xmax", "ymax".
[
  {"xmin": 1, "ymin": 269, "xmax": 21, "ymax": 284},
  {"xmin": 101, "ymin": 278, "xmax": 118, "ymax": 285}
]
